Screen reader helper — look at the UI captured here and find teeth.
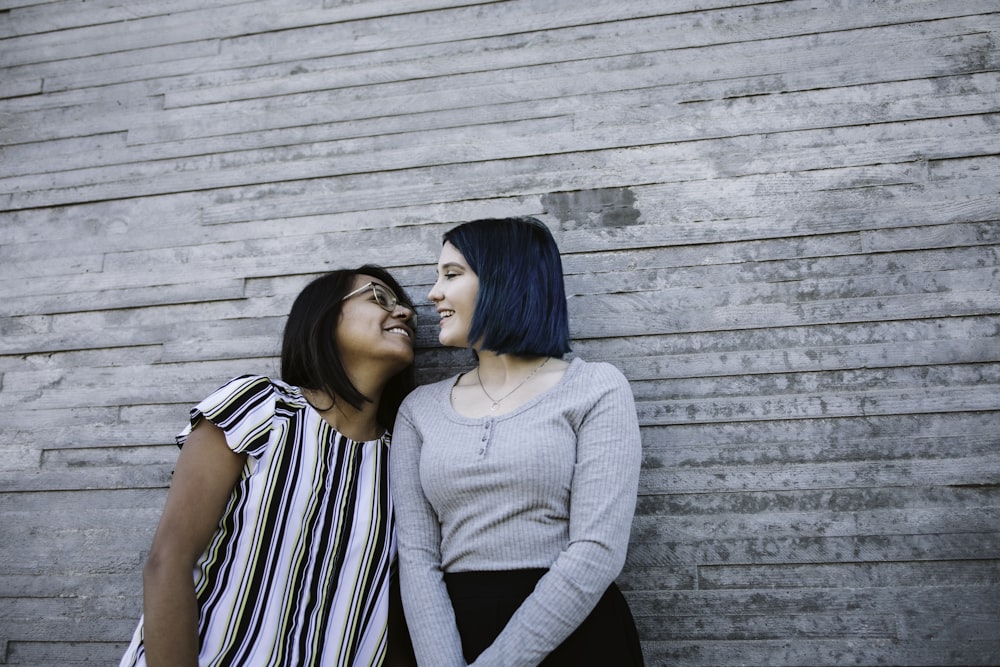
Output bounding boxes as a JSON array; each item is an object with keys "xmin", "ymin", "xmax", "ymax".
[
  {"xmin": 439, "ymin": 310, "xmax": 455, "ymax": 319},
  {"xmin": 386, "ymin": 327, "xmax": 410, "ymax": 337}
]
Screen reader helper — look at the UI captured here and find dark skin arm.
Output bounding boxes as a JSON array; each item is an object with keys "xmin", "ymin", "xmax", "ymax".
[{"xmin": 141, "ymin": 420, "xmax": 246, "ymax": 666}]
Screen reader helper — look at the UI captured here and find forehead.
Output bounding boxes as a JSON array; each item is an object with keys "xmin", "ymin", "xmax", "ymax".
[
  {"xmin": 437, "ymin": 241, "xmax": 468, "ymax": 268},
  {"xmin": 354, "ymin": 274, "xmax": 389, "ymax": 290}
]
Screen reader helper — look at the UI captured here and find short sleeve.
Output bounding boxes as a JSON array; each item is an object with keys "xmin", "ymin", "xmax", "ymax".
[{"xmin": 175, "ymin": 375, "xmax": 276, "ymax": 458}]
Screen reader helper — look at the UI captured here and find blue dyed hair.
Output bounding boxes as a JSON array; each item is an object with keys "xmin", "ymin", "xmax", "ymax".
[{"xmin": 443, "ymin": 216, "xmax": 571, "ymax": 357}]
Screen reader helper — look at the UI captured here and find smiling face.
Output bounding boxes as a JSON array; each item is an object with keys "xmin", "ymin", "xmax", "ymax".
[
  {"xmin": 428, "ymin": 242, "xmax": 479, "ymax": 349},
  {"xmin": 336, "ymin": 274, "xmax": 415, "ymax": 371}
]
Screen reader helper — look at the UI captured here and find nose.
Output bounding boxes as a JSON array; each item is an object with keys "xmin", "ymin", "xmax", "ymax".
[
  {"xmin": 428, "ymin": 280, "xmax": 443, "ymax": 303},
  {"xmin": 394, "ymin": 303, "xmax": 417, "ymax": 324}
]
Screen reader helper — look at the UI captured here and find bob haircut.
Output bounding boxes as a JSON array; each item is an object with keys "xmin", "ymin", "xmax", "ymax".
[
  {"xmin": 443, "ymin": 216, "xmax": 571, "ymax": 357},
  {"xmin": 280, "ymin": 264, "xmax": 415, "ymax": 428}
]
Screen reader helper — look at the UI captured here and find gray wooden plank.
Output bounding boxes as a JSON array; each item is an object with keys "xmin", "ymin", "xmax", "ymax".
[
  {"xmin": 0, "ymin": 0, "xmax": 53, "ymax": 10},
  {"xmin": 44, "ymin": 31, "xmax": 994, "ymax": 151},
  {"xmin": 0, "ymin": 251, "xmax": 104, "ymax": 280},
  {"xmin": 0, "ymin": 75, "xmax": 42, "ymax": 99},
  {"xmin": 8, "ymin": 345, "xmax": 993, "ymax": 409},
  {"xmin": 0, "ymin": 40, "xmax": 223, "ymax": 101},
  {"xmin": 6, "ymin": 0, "xmax": 929, "ymax": 93},
  {"xmin": 633, "ymin": 484, "xmax": 1000, "ymax": 519},
  {"xmin": 0, "ymin": 528, "xmax": 154, "ymax": 574},
  {"xmin": 635, "ymin": 411, "xmax": 1000, "ymax": 453},
  {"xmin": 0, "ymin": 132, "xmax": 126, "ymax": 178},
  {"xmin": 0, "ymin": 0, "xmax": 277, "ymax": 38},
  {"xmin": 188, "ymin": 123, "xmax": 1000, "ymax": 226},
  {"xmin": 211, "ymin": 0, "xmax": 1000, "ymax": 90},
  {"xmin": 570, "ymin": 288, "xmax": 1000, "ymax": 339},
  {"xmin": 5, "ymin": 640, "xmax": 135, "ymax": 667},
  {"xmin": 0, "ymin": 278, "xmax": 248, "ymax": 316},
  {"xmin": 0, "ymin": 190, "xmax": 206, "ymax": 246},
  {"xmin": 626, "ymin": 534, "xmax": 1000, "ymax": 569},
  {"xmin": 5, "ymin": 6, "xmax": 995, "ymax": 148},
  {"xmin": 630, "ymin": 508, "xmax": 1000, "ymax": 544},
  {"xmin": 161, "ymin": 16, "xmax": 999, "ymax": 112},
  {"xmin": 697, "ymin": 560, "xmax": 1000, "ymax": 590},
  {"xmin": 0, "ymin": 463, "xmax": 173, "ymax": 492},
  {"xmin": 1, "ymin": 3, "xmax": 998, "ymax": 666},
  {"xmin": 632, "ymin": 612, "xmax": 899, "ymax": 640},
  {"xmin": 6, "ymin": 112, "xmax": 997, "ymax": 211},
  {"xmin": 7, "ymin": 219, "xmax": 996, "ymax": 312},
  {"xmin": 0, "ymin": 0, "xmax": 709, "ymax": 68},
  {"xmin": 641, "ymin": 430, "xmax": 999, "ymax": 470},
  {"xmin": 634, "ymin": 376, "xmax": 1000, "ymax": 423},
  {"xmin": 567, "ymin": 244, "xmax": 1000, "ymax": 293},
  {"xmin": 571, "ymin": 265, "xmax": 1000, "ymax": 314},
  {"xmin": 9, "ymin": 69, "xmax": 998, "ymax": 194},
  {"xmin": 637, "ymin": 452, "xmax": 1000, "ymax": 493},
  {"xmin": 639, "ymin": 639, "xmax": 1000, "ymax": 666},
  {"xmin": 1, "ymin": 285, "xmax": 996, "ymax": 357},
  {"xmin": 5, "ymin": 505, "xmax": 163, "ymax": 534},
  {"xmin": 0, "ymin": 361, "xmax": 276, "ymax": 411},
  {"xmin": 0, "ymin": 413, "xmax": 190, "ymax": 450},
  {"xmin": 0, "ymin": 486, "xmax": 167, "ymax": 512},
  {"xmin": 0, "ymin": 191, "xmax": 535, "ymax": 254},
  {"xmin": 0, "ymin": 570, "xmax": 141, "ymax": 599}
]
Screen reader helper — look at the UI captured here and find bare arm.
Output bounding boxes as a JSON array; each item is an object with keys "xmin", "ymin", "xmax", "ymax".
[{"xmin": 141, "ymin": 420, "xmax": 247, "ymax": 667}]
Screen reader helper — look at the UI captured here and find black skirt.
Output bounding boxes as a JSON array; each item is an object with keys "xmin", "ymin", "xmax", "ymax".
[{"xmin": 444, "ymin": 569, "xmax": 644, "ymax": 666}]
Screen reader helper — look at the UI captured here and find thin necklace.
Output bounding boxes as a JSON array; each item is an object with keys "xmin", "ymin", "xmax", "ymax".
[{"xmin": 477, "ymin": 357, "xmax": 550, "ymax": 411}]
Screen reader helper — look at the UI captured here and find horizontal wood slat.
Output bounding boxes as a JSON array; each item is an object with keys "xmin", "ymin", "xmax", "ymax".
[{"xmin": 2, "ymin": 0, "xmax": 998, "ymax": 664}]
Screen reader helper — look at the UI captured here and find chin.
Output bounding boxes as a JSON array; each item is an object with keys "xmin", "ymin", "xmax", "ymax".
[{"xmin": 438, "ymin": 334, "xmax": 462, "ymax": 348}]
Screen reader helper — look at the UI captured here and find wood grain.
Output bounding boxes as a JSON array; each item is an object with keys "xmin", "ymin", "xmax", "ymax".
[{"xmin": 1, "ymin": 0, "xmax": 998, "ymax": 664}]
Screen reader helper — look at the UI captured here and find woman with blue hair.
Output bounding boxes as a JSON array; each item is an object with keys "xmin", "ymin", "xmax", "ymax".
[{"xmin": 391, "ymin": 217, "xmax": 644, "ymax": 666}]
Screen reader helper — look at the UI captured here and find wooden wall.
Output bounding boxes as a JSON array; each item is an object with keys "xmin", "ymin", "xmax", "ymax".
[{"xmin": 1, "ymin": 0, "xmax": 998, "ymax": 664}]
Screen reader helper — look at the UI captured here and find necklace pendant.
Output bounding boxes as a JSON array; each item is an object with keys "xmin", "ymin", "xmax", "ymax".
[{"xmin": 490, "ymin": 402, "xmax": 499, "ymax": 411}]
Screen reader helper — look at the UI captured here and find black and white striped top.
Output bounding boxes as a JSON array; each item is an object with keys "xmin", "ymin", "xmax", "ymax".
[{"xmin": 121, "ymin": 375, "xmax": 395, "ymax": 666}]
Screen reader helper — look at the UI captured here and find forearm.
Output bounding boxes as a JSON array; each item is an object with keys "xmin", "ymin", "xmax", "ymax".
[
  {"xmin": 474, "ymin": 366, "xmax": 642, "ymax": 666},
  {"xmin": 141, "ymin": 556, "xmax": 200, "ymax": 667},
  {"xmin": 390, "ymin": 408, "xmax": 467, "ymax": 666},
  {"xmin": 398, "ymin": 554, "xmax": 467, "ymax": 666},
  {"xmin": 469, "ymin": 542, "xmax": 625, "ymax": 667}
]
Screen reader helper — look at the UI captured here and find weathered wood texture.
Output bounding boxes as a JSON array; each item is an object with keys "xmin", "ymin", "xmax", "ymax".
[{"xmin": 1, "ymin": 0, "xmax": 998, "ymax": 664}]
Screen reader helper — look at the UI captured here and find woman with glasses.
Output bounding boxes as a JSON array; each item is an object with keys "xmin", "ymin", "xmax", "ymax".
[
  {"xmin": 391, "ymin": 218, "xmax": 645, "ymax": 666},
  {"xmin": 121, "ymin": 265, "xmax": 418, "ymax": 667}
]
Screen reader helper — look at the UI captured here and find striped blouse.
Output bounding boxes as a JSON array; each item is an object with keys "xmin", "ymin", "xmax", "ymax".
[{"xmin": 120, "ymin": 375, "xmax": 395, "ymax": 666}]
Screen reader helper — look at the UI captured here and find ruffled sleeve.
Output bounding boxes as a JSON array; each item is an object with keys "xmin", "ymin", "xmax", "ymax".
[{"xmin": 175, "ymin": 375, "xmax": 277, "ymax": 458}]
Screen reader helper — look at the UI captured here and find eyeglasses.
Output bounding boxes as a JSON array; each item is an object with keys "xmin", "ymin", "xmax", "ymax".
[{"xmin": 342, "ymin": 281, "xmax": 417, "ymax": 323}]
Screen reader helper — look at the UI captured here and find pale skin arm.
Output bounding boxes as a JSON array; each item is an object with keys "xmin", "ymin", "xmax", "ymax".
[{"xmin": 141, "ymin": 420, "xmax": 247, "ymax": 667}]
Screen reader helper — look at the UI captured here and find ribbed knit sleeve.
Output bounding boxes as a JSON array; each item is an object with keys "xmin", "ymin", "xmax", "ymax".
[
  {"xmin": 471, "ymin": 362, "xmax": 641, "ymax": 666},
  {"xmin": 390, "ymin": 359, "xmax": 642, "ymax": 667},
  {"xmin": 391, "ymin": 389, "xmax": 469, "ymax": 666}
]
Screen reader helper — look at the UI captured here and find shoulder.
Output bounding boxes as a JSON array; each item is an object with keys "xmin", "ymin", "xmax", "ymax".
[
  {"xmin": 396, "ymin": 374, "xmax": 460, "ymax": 425},
  {"xmin": 554, "ymin": 359, "xmax": 636, "ymax": 418},
  {"xmin": 400, "ymin": 374, "xmax": 459, "ymax": 407},
  {"xmin": 200, "ymin": 375, "xmax": 274, "ymax": 408},
  {"xmin": 564, "ymin": 358, "xmax": 631, "ymax": 390},
  {"xmin": 196, "ymin": 375, "xmax": 311, "ymax": 421},
  {"xmin": 181, "ymin": 375, "xmax": 285, "ymax": 453}
]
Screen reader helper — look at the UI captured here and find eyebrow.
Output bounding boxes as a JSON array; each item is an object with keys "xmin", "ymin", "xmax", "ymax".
[{"xmin": 438, "ymin": 262, "xmax": 465, "ymax": 270}]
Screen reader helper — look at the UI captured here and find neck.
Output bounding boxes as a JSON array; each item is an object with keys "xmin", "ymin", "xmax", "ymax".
[
  {"xmin": 476, "ymin": 351, "xmax": 548, "ymax": 381},
  {"xmin": 302, "ymin": 387, "xmax": 383, "ymax": 442}
]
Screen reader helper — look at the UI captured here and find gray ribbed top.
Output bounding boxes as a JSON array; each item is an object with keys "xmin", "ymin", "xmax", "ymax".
[{"xmin": 390, "ymin": 358, "xmax": 642, "ymax": 666}]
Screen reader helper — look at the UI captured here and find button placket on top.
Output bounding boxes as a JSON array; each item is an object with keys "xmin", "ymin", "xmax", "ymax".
[{"xmin": 478, "ymin": 419, "xmax": 493, "ymax": 457}]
